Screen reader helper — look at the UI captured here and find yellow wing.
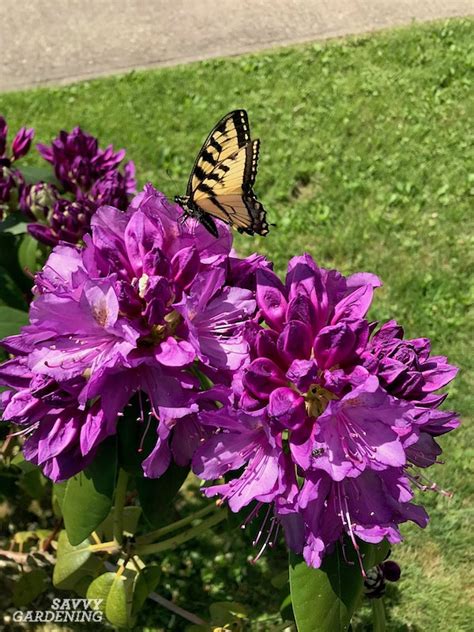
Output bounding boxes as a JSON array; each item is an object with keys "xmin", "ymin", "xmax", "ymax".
[
  {"xmin": 188, "ymin": 111, "xmax": 269, "ymax": 236},
  {"xmin": 188, "ymin": 110, "xmax": 250, "ymax": 195}
]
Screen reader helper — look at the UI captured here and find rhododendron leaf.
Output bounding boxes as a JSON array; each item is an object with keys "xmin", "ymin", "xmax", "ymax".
[
  {"xmin": 18, "ymin": 465, "xmax": 48, "ymax": 499},
  {"xmin": 136, "ymin": 462, "xmax": 189, "ymax": 527},
  {"xmin": 21, "ymin": 165, "xmax": 61, "ymax": 187},
  {"xmin": 0, "ymin": 305, "xmax": 28, "ymax": 339},
  {"xmin": 132, "ymin": 565, "xmax": 161, "ymax": 615},
  {"xmin": 52, "ymin": 481, "xmax": 67, "ymax": 517},
  {"xmin": 61, "ymin": 438, "xmax": 117, "ymax": 545},
  {"xmin": 18, "ymin": 233, "xmax": 44, "ymax": 275},
  {"xmin": 364, "ymin": 539, "xmax": 391, "ymax": 568},
  {"xmin": 289, "ymin": 540, "xmax": 381, "ymax": 632},
  {"xmin": 86, "ymin": 572, "xmax": 115, "ymax": 616},
  {"xmin": 209, "ymin": 601, "xmax": 248, "ymax": 625},
  {"xmin": 280, "ymin": 593, "xmax": 294, "ymax": 622},
  {"xmin": 53, "ymin": 531, "xmax": 102, "ymax": 590},
  {"xmin": 97, "ymin": 506, "xmax": 142, "ymax": 541},
  {"xmin": 0, "ymin": 266, "xmax": 28, "ymax": 311},
  {"xmin": 0, "ymin": 213, "xmax": 28, "ymax": 235},
  {"xmin": 106, "ymin": 572, "xmax": 135, "ymax": 628},
  {"xmin": 372, "ymin": 598, "xmax": 386, "ymax": 632},
  {"xmin": 87, "ymin": 571, "xmax": 135, "ymax": 627}
]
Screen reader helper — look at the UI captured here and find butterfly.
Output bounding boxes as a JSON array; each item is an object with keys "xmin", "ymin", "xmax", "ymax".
[{"xmin": 175, "ymin": 110, "xmax": 269, "ymax": 238}]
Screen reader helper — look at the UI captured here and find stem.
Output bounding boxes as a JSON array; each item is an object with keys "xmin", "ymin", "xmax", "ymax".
[
  {"xmin": 135, "ymin": 509, "xmax": 226, "ymax": 556},
  {"xmin": 88, "ymin": 540, "xmax": 121, "ymax": 554},
  {"xmin": 113, "ymin": 468, "xmax": 129, "ymax": 547},
  {"xmin": 136, "ymin": 503, "xmax": 218, "ymax": 545},
  {"xmin": 190, "ymin": 364, "xmax": 214, "ymax": 390},
  {"xmin": 372, "ymin": 598, "xmax": 386, "ymax": 632},
  {"xmin": 148, "ymin": 589, "xmax": 207, "ymax": 626}
]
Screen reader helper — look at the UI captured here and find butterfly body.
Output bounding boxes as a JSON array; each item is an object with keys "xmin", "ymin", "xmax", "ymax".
[
  {"xmin": 175, "ymin": 194, "xmax": 219, "ymax": 238},
  {"xmin": 175, "ymin": 110, "xmax": 269, "ymax": 237}
]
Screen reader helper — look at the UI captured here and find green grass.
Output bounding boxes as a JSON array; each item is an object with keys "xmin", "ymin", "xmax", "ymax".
[{"xmin": 1, "ymin": 17, "xmax": 473, "ymax": 631}]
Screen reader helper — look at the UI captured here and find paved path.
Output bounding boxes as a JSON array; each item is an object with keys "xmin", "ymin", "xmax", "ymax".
[{"xmin": 1, "ymin": 0, "xmax": 472, "ymax": 92}]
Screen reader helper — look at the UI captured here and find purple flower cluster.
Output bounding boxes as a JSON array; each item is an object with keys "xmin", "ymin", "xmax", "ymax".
[
  {"xmin": 0, "ymin": 186, "xmax": 259, "ymax": 481},
  {"xmin": 0, "ymin": 182, "xmax": 460, "ymax": 571},
  {"xmin": 192, "ymin": 254, "xmax": 459, "ymax": 568},
  {"xmin": 22, "ymin": 126, "xmax": 136, "ymax": 246},
  {"xmin": 0, "ymin": 116, "xmax": 34, "ymax": 217}
]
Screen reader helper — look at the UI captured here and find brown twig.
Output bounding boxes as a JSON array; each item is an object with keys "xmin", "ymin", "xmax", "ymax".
[{"xmin": 41, "ymin": 519, "xmax": 63, "ymax": 552}]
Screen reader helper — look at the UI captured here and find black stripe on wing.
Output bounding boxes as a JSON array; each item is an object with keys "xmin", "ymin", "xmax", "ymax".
[{"xmin": 186, "ymin": 110, "xmax": 250, "ymax": 196}]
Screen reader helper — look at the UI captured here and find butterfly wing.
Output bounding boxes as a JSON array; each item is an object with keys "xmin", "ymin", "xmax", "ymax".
[
  {"xmin": 193, "ymin": 140, "xmax": 268, "ymax": 235},
  {"xmin": 187, "ymin": 110, "xmax": 251, "ymax": 196},
  {"xmin": 187, "ymin": 110, "xmax": 269, "ymax": 236}
]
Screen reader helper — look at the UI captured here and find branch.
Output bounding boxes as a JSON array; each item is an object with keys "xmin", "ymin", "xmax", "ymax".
[
  {"xmin": 135, "ymin": 509, "xmax": 226, "ymax": 556},
  {"xmin": 113, "ymin": 468, "xmax": 129, "ymax": 546},
  {"xmin": 136, "ymin": 502, "xmax": 218, "ymax": 545}
]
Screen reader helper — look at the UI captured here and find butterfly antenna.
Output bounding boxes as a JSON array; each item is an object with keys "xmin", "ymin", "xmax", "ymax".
[{"xmin": 164, "ymin": 168, "xmax": 181, "ymax": 193}]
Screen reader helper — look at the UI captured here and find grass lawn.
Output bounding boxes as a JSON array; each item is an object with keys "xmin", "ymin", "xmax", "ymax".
[{"xmin": 1, "ymin": 17, "xmax": 473, "ymax": 632}]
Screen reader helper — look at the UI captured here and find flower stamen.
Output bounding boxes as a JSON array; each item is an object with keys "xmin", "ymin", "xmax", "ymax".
[{"xmin": 304, "ymin": 383, "xmax": 337, "ymax": 418}]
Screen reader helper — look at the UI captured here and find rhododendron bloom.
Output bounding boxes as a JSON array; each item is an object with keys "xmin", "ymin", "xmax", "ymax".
[
  {"xmin": 0, "ymin": 185, "xmax": 260, "ymax": 481},
  {"xmin": 20, "ymin": 126, "xmax": 136, "ymax": 245},
  {"xmin": 193, "ymin": 253, "xmax": 459, "ymax": 568}
]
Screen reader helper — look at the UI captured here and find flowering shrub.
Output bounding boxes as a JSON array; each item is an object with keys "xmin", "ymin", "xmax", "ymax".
[
  {"xmin": 0, "ymin": 184, "xmax": 260, "ymax": 482},
  {"xmin": 193, "ymin": 256, "xmax": 458, "ymax": 569},
  {"xmin": 1, "ymin": 123, "xmax": 136, "ymax": 245},
  {"xmin": 0, "ymin": 117, "xmax": 460, "ymax": 631}
]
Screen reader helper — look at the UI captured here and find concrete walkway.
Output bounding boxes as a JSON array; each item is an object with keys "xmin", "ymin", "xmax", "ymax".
[{"xmin": 1, "ymin": 0, "xmax": 472, "ymax": 92}]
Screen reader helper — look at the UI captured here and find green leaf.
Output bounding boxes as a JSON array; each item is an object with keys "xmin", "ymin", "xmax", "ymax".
[
  {"xmin": 0, "ymin": 233, "xmax": 33, "ymax": 294},
  {"xmin": 97, "ymin": 505, "xmax": 142, "ymax": 541},
  {"xmin": 53, "ymin": 530, "xmax": 102, "ymax": 590},
  {"xmin": 12, "ymin": 568, "xmax": 49, "ymax": 607},
  {"xmin": 136, "ymin": 462, "xmax": 189, "ymax": 528},
  {"xmin": 280, "ymin": 593, "xmax": 294, "ymax": 622},
  {"xmin": 0, "ymin": 213, "xmax": 28, "ymax": 235},
  {"xmin": 52, "ymin": 481, "xmax": 67, "ymax": 517},
  {"xmin": 87, "ymin": 571, "xmax": 135, "ymax": 628},
  {"xmin": 87, "ymin": 572, "xmax": 115, "ymax": 613},
  {"xmin": 132, "ymin": 565, "xmax": 161, "ymax": 615},
  {"xmin": 209, "ymin": 601, "xmax": 248, "ymax": 625},
  {"xmin": 372, "ymin": 598, "xmax": 386, "ymax": 632},
  {"xmin": 363, "ymin": 540, "xmax": 391, "ymax": 568},
  {"xmin": 21, "ymin": 166, "xmax": 61, "ymax": 187},
  {"xmin": 0, "ymin": 305, "xmax": 28, "ymax": 338},
  {"xmin": 107, "ymin": 572, "xmax": 136, "ymax": 628},
  {"xmin": 18, "ymin": 233, "xmax": 44, "ymax": 275},
  {"xmin": 0, "ymin": 266, "xmax": 28, "ymax": 310},
  {"xmin": 289, "ymin": 540, "xmax": 386, "ymax": 632},
  {"xmin": 61, "ymin": 438, "xmax": 117, "ymax": 545},
  {"xmin": 18, "ymin": 466, "xmax": 48, "ymax": 499}
]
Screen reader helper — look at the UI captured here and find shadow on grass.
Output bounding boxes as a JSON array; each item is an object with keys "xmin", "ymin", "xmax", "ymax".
[{"xmin": 354, "ymin": 584, "xmax": 423, "ymax": 632}]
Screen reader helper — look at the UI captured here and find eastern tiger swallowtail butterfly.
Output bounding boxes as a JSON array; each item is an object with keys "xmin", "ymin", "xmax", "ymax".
[{"xmin": 175, "ymin": 110, "xmax": 269, "ymax": 238}]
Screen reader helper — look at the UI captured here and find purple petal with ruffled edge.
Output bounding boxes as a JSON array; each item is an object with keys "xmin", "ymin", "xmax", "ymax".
[
  {"xmin": 293, "ymin": 376, "xmax": 409, "ymax": 479},
  {"xmin": 256, "ymin": 267, "xmax": 288, "ymax": 331}
]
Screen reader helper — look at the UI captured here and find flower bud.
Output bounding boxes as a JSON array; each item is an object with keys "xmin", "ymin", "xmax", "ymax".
[
  {"xmin": 11, "ymin": 127, "xmax": 34, "ymax": 161},
  {"xmin": 24, "ymin": 182, "xmax": 59, "ymax": 221}
]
